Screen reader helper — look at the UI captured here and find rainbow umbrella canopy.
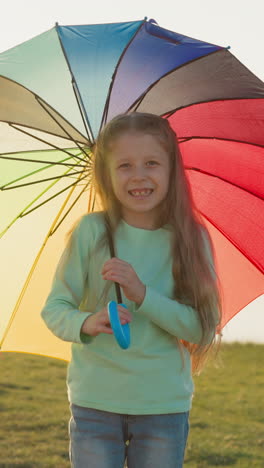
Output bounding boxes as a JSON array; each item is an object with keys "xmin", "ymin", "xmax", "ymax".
[{"xmin": 0, "ymin": 18, "xmax": 263, "ymax": 361}]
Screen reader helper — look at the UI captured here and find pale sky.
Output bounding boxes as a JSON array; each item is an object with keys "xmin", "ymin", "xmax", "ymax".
[
  {"xmin": 1, "ymin": 0, "xmax": 263, "ymax": 83},
  {"xmin": 0, "ymin": 0, "xmax": 263, "ymax": 342}
]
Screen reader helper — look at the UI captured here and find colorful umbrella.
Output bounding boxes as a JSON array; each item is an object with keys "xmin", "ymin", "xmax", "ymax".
[{"xmin": 0, "ymin": 18, "xmax": 263, "ymax": 360}]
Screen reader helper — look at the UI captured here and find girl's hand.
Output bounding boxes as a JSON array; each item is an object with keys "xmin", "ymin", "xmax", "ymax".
[
  {"xmin": 101, "ymin": 257, "xmax": 146, "ymax": 305},
  {"xmin": 81, "ymin": 305, "xmax": 132, "ymax": 337}
]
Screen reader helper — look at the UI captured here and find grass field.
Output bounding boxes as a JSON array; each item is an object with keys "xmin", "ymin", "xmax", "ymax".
[{"xmin": 0, "ymin": 343, "xmax": 263, "ymax": 467}]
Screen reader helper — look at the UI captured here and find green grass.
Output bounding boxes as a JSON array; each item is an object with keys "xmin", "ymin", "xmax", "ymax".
[
  {"xmin": 0, "ymin": 343, "xmax": 263, "ymax": 467},
  {"xmin": 185, "ymin": 343, "xmax": 264, "ymax": 467}
]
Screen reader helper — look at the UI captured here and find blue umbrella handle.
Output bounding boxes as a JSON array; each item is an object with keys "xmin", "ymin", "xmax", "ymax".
[{"xmin": 107, "ymin": 301, "xmax": 130, "ymax": 349}]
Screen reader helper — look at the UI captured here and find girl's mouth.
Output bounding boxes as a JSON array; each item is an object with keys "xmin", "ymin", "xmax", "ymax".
[{"xmin": 128, "ymin": 189, "xmax": 153, "ymax": 197}]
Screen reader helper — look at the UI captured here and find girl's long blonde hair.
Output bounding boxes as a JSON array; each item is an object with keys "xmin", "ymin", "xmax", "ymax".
[{"xmin": 93, "ymin": 112, "xmax": 221, "ymax": 373}]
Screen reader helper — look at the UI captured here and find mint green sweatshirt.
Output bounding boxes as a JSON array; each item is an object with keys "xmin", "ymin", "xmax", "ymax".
[{"xmin": 41, "ymin": 212, "xmax": 214, "ymax": 414}]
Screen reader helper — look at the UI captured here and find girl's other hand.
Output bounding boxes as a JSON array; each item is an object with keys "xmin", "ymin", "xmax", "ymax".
[
  {"xmin": 101, "ymin": 257, "xmax": 146, "ymax": 305},
  {"xmin": 81, "ymin": 305, "xmax": 132, "ymax": 337}
]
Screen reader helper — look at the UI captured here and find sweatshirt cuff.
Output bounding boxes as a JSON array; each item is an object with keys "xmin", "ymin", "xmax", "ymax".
[
  {"xmin": 137, "ymin": 285, "xmax": 156, "ymax": 314},
  {"xmin": 71, "ymin": 311, "xmax": 94, "ymax": 344}
]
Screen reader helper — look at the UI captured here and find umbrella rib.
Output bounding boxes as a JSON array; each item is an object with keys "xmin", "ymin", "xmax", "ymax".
[
  {"xmin": 127, "ymin": 48, "xmax": 227, "ymax": 113},
  {"xmin": 0, "ymin": 173, "xmax": 90, "ymax": 238},
  {"xmin": 179, "ymin": 135, "xmax": 264, "ymax": 150},
  {"xmin": 88, "ymin": 184, "xmax": 96, "ymax": 212},
  {"xmin": 50, "ymin": 181, "xmax": 90, "ymax": 235},
  {"xmin": 0, "ymin": 164, "xmax": 79, "ymax": 237},
  {"xmin": 100, "ymin": 18, "xmax": 147, "ymax": 131},
  {"xmin": 186, "ymin": 166, "xmax": 264, "ymax": 201},
  {"xmin": 1, "ymin": 170, "xmax": 87, "ymax": 190},
  {"xmin": 71, "ymin": 80, "xmax": 95, "ymax": 145},
  {"xmin": 0, "ymin": 74, "xmax": 89, "ymax": 144},
  {"xmin": 35, "ymin": 96, "xmax": 90, "ymax": 162},
  {"xmin": 0, "ymin": 153, "xmax": 86, "ymax": 168},
  {"xmin": 164, "ymin": 96, "xmax": 264, "ymax": 121},
  {"xmin": 20, "ymin": 174, "xmax": 89, "ymax": 217},
  {"xmin": 55, "ymin": 23, "xmax": 95, "ymax": 144},
  {"xmin": 8, "ymin": 123, "xmax": 90, "ymax": 161},
  {"xmin": 0, "ymin": 150, "xmax": 88, "ymax": 190}
]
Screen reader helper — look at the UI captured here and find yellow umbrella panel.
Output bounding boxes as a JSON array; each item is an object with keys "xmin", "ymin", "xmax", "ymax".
[{"xmin": 0, "ymin": 141, "xmax": 99, "ymax": 361}]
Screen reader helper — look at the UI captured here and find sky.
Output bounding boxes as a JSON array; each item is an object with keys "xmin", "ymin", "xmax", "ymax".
[
  {"xmin": 0, "ymin": 0, "xmax": 263, "ymax": 81},
  {"xmin": 0, "ymin": 0, "xmax": 263, "ymax": 342}
]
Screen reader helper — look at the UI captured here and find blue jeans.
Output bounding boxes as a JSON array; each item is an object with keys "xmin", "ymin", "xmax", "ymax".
[{"xmin": 69, "ymin": 404, "xmax": 189, "ymax": 468}]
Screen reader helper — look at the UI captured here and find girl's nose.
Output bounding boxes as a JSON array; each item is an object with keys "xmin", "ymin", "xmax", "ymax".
[{"xmin": 131, "ymin": 166, "xmax": 147, "ymax": 180}]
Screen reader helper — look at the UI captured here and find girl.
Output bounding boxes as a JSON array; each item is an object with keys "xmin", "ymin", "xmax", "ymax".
[{"xmin": 41, "ymin": 112, "xmax": 221, "ymax": 468}]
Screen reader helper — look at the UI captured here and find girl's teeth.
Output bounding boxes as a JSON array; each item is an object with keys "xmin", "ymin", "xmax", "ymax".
[{"xmin": 131, "ymin": 190, "xmax": 151, "ymax": 196}]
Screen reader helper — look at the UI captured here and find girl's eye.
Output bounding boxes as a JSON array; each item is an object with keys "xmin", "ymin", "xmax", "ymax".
[
  {"xmin": 146, "ymin": 160, "xmax": 158, "ymax": 166},
  {"xmin": 118, "ymin": 163, "xmax": 130, "ymax": 169}
]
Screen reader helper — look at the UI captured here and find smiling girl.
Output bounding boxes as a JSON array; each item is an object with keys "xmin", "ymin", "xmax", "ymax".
[{"xmin": 41, "ymin": 112, "xmax": 221, "ymax": 468}]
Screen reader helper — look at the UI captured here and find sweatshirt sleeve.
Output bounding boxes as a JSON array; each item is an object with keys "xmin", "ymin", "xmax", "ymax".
[
  {"xmin": 41, "ymin": 217, "xmax": 93, "ymax": 344},
  {"xmin": 137, "ymin": 287, "xmax": 203, "ymax": 344},
  {"xmin": 137, "ymin": 229, "xmax": 218, "ymax": 344}
]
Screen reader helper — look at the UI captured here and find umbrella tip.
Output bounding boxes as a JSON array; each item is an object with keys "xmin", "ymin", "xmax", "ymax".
[
  {"xmin": 226, "ymin": 45, "xmax": 231, "ymax": 50},
  {"xmin": 55, "ymin": 21, "xmax": 59, "ymax": 27}
]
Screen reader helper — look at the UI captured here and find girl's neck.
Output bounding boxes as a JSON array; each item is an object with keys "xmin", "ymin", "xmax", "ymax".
[{"xmin": 121, "ymin": 211, "xmax": 158, "ymax": 231}]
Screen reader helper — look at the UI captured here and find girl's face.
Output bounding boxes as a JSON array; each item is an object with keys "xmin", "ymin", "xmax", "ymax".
[{"xmin": 108, "ymin": 131, "xmax": 170, "ymax": 229}]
